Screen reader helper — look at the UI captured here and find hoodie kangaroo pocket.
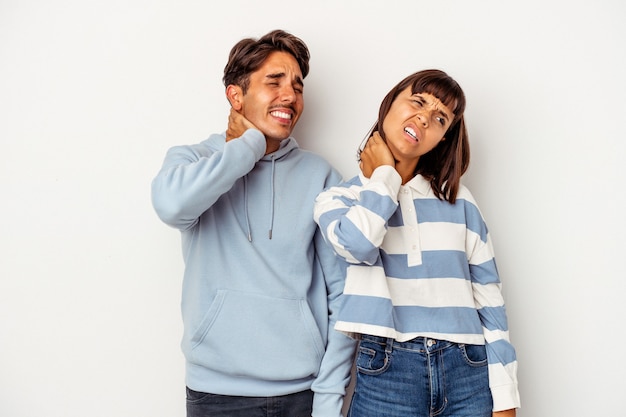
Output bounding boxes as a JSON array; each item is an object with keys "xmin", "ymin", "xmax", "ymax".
[{"xmin": 188, "ymin": 290, "xmax": 325, "ymax": 381}]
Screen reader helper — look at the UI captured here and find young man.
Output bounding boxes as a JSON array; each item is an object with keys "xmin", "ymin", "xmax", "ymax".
[{"xmin": 151, "ymin": 30, "xmax": 355, "ymax": 417}]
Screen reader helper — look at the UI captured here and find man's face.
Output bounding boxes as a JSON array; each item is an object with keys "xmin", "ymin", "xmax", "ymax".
[{"xmin": 238, "ymin": 51, "xmax": 304, "ymax": 150}]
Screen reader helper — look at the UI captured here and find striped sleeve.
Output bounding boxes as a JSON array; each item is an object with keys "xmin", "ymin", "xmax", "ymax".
[
  {"xmin": 314, "ymin": 166, "xmax": 401, "ymax": 265},
  {"xmin": 463, "ymin": 196, "xmax": 521, "ymax": 410}
]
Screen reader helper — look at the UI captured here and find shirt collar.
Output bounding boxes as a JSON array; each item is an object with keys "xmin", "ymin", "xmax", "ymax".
[{"xmin": 404, "ymin": 174, "xmax": 431, "ymax": 195}]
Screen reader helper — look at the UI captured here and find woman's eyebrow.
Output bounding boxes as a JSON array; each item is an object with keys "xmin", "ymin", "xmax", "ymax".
[
  {"xmin": 412, "ymin": 93, "xmax": 453, "ymax": 120},
  {"xmin": 437, "ymin": 108, "xmax": 451, "ymax": 120}
]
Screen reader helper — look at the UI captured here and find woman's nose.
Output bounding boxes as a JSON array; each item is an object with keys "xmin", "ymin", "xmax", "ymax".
[{"xmin": 416, "ymin": 112, "xmax": 428, "ymax": 127}]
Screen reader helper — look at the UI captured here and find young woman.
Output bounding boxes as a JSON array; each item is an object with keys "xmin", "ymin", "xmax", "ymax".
[{"xmin": 314, "ymin": 70, "xmax": 520, "ymax": 417}]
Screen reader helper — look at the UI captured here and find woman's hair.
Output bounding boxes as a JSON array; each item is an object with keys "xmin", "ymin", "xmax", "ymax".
[
  {"xmin": 222, "ymin": 29, "xmax": 310, "ymax": 93},
  {"xmin": 369, "ymin": 69, "xmax": 470, "ymax": 203}
]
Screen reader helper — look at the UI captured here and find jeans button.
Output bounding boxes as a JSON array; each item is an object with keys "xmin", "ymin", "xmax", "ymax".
[{"xmin": 427, "ymin": 339, "xmax": 435, "ymax": 347}]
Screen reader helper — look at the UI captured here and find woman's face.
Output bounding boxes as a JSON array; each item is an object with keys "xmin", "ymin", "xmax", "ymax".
[{"xmin": 381, "ymin": 87, "xmax": 455, "ymax": 164}]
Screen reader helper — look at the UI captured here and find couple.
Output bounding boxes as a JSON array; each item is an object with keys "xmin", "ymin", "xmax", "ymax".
[{"xmin": 151, "ymin": 29, "xmax": 520, "ymax": 417}]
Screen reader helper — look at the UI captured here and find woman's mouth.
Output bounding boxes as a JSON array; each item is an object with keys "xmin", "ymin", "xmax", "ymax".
[{"xmin": 404, "ymin": 126, "xmax": 418, "ymax": 141}]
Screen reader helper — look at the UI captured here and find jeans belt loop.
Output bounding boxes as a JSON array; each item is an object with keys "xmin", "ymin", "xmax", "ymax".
[{"xmin": 385, "ymin": 337, "xmax": 394, "ymax": 355}]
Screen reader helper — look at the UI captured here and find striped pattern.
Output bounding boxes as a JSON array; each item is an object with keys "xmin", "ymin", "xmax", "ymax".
[{"xmin": 314, "ymin": 166, "xmax": 520, "ymax": 410}]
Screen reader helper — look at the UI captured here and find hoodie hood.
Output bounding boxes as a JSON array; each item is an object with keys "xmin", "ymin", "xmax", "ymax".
[{"xmin": 206, "ymin": 132, "xmax": 299, "ymax": 158}]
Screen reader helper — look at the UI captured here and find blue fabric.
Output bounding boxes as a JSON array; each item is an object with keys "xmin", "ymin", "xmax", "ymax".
[
  {"xmin": 152, "ymin": 130, "xmax": 355, "ymax": 416},
  {"xmin": 347, "ymin": 336, "xmax": 492, "ymax": 417}
]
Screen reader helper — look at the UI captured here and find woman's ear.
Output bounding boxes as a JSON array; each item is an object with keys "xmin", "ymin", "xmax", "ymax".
[{"xmin": 226, "ymin": 85, "xmax": 244, "ymax": 111}]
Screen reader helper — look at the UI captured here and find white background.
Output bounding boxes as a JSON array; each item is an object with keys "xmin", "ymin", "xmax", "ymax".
[{"xmin": 1, "ymin": 1, "xmax": 624, "ymax": 416}]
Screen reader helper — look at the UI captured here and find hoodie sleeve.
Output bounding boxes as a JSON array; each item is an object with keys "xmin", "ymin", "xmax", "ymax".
[
  {"xmin": 151, "ymin": 129, "xmax": 265, "ymax": 231},
  {"xmin": 311, "ymin": 168, "xmax": 358, "ymax": 417}
]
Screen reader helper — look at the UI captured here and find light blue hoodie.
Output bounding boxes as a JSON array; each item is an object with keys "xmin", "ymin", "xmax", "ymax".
[{"xmin": 151, "ymin": 128, "xmax": 355, "ymax": 416}]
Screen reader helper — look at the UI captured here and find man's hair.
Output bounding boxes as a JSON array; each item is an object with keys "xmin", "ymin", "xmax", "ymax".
[{"xmin": 222, "ymin": 29, "xmax": 310, "ymax": 94}]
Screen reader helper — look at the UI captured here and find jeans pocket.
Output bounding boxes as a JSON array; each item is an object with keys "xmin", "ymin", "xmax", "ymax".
[
  {"xmin": 355, "ymin": 341, "xmax": 390, "ymax": 375},
  {"xmin": 459, "ymin": 343, "xmax": 488, "ymax": 367},
  {"xmin": 186, "ymin": 387, "xmax": 214, "ymax": 404}
]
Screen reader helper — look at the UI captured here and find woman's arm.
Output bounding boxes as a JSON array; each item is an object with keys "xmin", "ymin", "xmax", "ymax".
[
  {"xmin": 493, "ymin": 409, "xmax": 516, "ymax": 417},
  {"xmin": 314, "ymin": 165, "xmax": 401, "ymax": 265}
]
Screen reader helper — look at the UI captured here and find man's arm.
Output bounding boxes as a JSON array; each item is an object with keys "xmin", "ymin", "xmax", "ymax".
[
  {"xmin": 151, "ymin": 111, "xmax": 265, "ymax": 230},
  {"xmin": 310, "ymin": 227, "xmax": 357, "ymax": 417}
]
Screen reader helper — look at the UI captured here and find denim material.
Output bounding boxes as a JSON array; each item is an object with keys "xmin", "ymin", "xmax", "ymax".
[
  {"xmin": 347, "ymin": 335, "xmax": 492, "ymax": 417},
  {"xmin": 186, "ymin": 387, "xmax": 313, "ymax": 417}
]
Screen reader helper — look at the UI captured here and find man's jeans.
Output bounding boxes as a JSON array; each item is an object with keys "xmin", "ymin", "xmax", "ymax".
[
  {"xmin": 186, "ymin": 387, "xmax": 313, "ymax": 417},
  {"xmin": 347, "ymin": 335, "xmax": 493, "ymax": 417}
]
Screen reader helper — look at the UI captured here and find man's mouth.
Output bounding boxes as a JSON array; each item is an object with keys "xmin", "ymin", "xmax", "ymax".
[
  {"xmin": 270, "ymin": 110, "xmax": 292, "ymax": 120},
  {"xmin": 404, "ymin": 126, "xmax": 418, "ymax": 141}
]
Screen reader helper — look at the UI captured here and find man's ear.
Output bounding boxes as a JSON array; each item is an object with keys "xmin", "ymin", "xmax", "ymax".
[{"xmin": 226, "ymin": 85, "xmax": 244, "ymax": 111}]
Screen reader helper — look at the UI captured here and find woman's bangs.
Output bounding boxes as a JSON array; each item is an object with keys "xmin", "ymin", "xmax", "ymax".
[{"xmin": 411, "ymin": 76, "xmax": 465, "ymax": 121}]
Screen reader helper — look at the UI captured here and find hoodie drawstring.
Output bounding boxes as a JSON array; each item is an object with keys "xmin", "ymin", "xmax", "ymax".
[
  {"xmin": 243, "ymin": 175, "xmax": 252, "ymax": 242},
  {"xmin": 268, "ymin": 155, "xmax": 275, "ymax": 239},
  {"xmin": 243, "ymin": 155, "xmax": 276, "ymax": 242}
]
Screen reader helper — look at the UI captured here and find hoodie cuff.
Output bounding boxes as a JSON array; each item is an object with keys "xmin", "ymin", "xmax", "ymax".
[
  {"xmin": 240, "ymin": 128, "xmax": 266, "ymax": 159},
  {"xmin": 312, "ymin": 392, "xmax": 344, "ymax": 417}
]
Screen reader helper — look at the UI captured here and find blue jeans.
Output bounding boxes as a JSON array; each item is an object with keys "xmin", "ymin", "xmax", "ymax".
[
  {"xmin": 186, "ymin": 387, "xmax": 313, "ymax": 417},
  {"xmin": 347, "ymin": 335, "xmax": 492, "ymax": 417}
]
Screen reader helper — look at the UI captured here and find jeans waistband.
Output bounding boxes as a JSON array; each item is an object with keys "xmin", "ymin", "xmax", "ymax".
[{"xmin": 361, "ymin": 334, "xmax": 455, "ymax": 353}]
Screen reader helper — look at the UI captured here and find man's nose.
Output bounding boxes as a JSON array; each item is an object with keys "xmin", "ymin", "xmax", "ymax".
[{"xmin": 279, "ymin": 85, "xmax": 296, "ymax": 102}]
